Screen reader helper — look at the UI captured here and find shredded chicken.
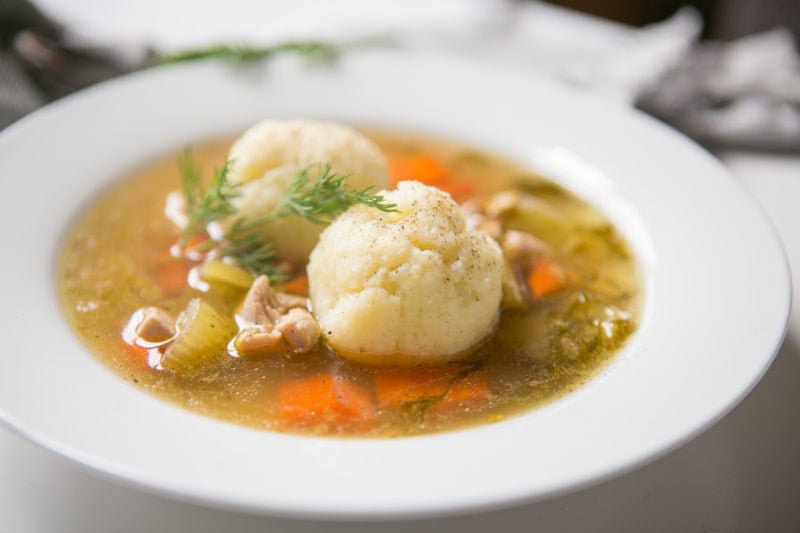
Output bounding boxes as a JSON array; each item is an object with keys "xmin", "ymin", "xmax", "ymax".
[
  {"xmin": 275, "ymin": 292, "xmax": 308, "ymax": 311},
  {"xmin": 135, "ymin": 307, "xmax": 175, "ymax": 343},
  {"xmin": 236, "ymin": 276, "xmax": 320, "ymax": 355},
  {"xmin": 275, "ymin": 260, "xmax": 295, "ymax": 278},
  {"xmin": 463, "ymin": 211, "xmax": 503, "ymax": 240},
  {"xmin": 485, "ymin": 190, "xmax": 521, "ymax": 217},
  {"xmin": 462, "ymin": 192, "xmax": 555, "ymax": 310},
  {"xmin": 460, "ymin": 199, "xmax": 482, "ymax": 215},
  {"xmin": 276, "ymin": 308, "xmax": 322, "ymax": 353},
  {"xmin": 502, "ymin": 230, "xmax": 548, "ymax": 270},
  {"xmin": 235, "ymin": 328, "xmax": 283, "ymax": 354},
  {"xmin": 462, "ymin": 193, "xmax": 549, "ymax": 271},
  {"xmin": 462, "ymin": 200, "xmax": 504, "ymax": 240},
  {"xmin": 240, "ymin": 276, "xmax": 282, "ymax": 326}
]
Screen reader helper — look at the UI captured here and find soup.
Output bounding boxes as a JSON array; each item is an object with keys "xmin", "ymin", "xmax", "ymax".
[{"xmin": 58, "ymin": 125, "xmax": 640, "ymax": 437}]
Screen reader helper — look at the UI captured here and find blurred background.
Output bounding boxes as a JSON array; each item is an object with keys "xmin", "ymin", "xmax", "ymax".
[
  {"xmin": 2, "ymin": 0, "xmax": 799, "ymax": 151},
  {"xmin": 2, "ymin": 1, "xmax": 800, "ymax": 531},
  {"xmin": 553, "ymin": 0, "xmax": 799, "ymax": 38}
]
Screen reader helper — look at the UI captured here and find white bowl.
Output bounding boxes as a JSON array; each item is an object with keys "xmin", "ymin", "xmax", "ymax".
[{"xmin": 0, "ymin": 50, "xmax": 790, "ymax": 519}]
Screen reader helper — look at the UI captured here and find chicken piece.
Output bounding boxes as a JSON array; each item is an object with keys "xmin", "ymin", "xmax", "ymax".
[
  {"xmin": 485, "ymin": 190, "xmax": 521, "ymax": 217},
  {"xmin": 502, "ymin": 230, "xmax": 549, "ymax": 271},
  {"xmin": 235, "ymin": 328, "xmax": 283, "ymax": 355},
  {"xmin": 240, "ymin": 276, "xmax": 282, "ymax": 326},
  {"xmin": 476, "ymin": 217, "xmax": 503, "ymax": 240},
  {"xmin": 276, "ymin": 260, "xmax": 295, "ymax": 278},
  {"xmin": 464, "ymin": 212, "xmax": 503, "ymax": 240},
  {"xmin": 462, "ymin": 201, "xmax": 504, "ymax": 241},
  {"xmin": 276, "ymin": 308, "xmax": 321, "ymax": 353},
  {"xmin": 236, "ymin": 275, "xmax": 318, "ymax": 355},
  {"xmin": 460, "ymin": 199, "xmax": 483, "ymax": 216},
  {"xmin": 135, "ymin": 307, "xmax": 175, "ymax": 343},
  {"xmin": 275, "ymin": 292, "xmax": 308, "ymax": 312},
  {"xmin": 241, "ymin": 276, "xmax": 309, "ymax": 324},
  {"xmin": 501, "ymin": 260, "xmax": 529, "ymax": 310}
]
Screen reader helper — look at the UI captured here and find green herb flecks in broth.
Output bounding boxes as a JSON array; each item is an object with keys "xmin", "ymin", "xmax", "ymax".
[{"xmin": 58, "ymin": 131, "xmax": 641, "ymax": 437}]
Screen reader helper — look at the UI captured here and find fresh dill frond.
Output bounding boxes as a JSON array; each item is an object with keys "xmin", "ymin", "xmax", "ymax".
[
  {"xmin": 277, "ymin": 163, "xmax": 397, "ymax": 225},
  {"xmin": 178, "ymin": 149, "xmax": 201, "ymax": 214},
  {"xmin": 176, "ymin": 153, "xmax": 395, "ymax": 282},
  {"xmin": 220, "ymin": 218, "xmax": 284, "ymax": 282},
  {"xmin": 180, "ymin": 156, "xmax": 239, "ymax": 244},
  {"xmin": 157, "ymin": 40, "xmax": 341, "ymax": 66},
  {"xmin": 399, "ymin": 361, "xmax": 486, "ymax": 426}
]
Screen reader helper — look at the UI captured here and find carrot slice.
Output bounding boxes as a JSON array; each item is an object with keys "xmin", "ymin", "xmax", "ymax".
[
  {"xmin": 389, "ymin": 156, "xmax": 449, "ymax": 187},
  {"xmin": 528, "ymin": 259, "xmax": 567, "ymax": 297},
  {"xmin": 389, "ymin": 156, "xmax": 477, "ymax": 201},
  {"xmin": 436, "ymin": 179, "xmax": 477, "ymax": 202},
  {"xmin": 184, "ymin": 233, "xmax": 209, "ymax": 250},
  {"xmin": 279, "ymin": 374, "xmax": 376, "ymax": 430},
  {"xmin": 375, "ymin": 368, "xmax": 451, "ymax": 408},
  {"xmin": 118, "ymin": 340, "xmax": 150, "ymax": 366},
  {"xmin": 375, "ymin": 367, "xmax": 489, "ymax": 413},
  {"xmin": 149, "ymin": 257, "xmax": 193, "ymax": 297},
  {"xmin": 281, "ymin": 274, "xmax": 309, "ymax": 296},
  {"xmin": 432, "ymin": 373, "xmax": 489, "ymax": 414}
]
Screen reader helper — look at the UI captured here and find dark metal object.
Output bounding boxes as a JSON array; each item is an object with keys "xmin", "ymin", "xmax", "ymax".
[{"xmin": 0, "ymin": 0, "xmax": 152, "ymax": 129}]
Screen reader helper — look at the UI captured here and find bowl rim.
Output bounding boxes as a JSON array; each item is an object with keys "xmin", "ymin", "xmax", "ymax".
[{"xmin": 0, "ymin": 49, "xmax": 791, "ymax": 519}]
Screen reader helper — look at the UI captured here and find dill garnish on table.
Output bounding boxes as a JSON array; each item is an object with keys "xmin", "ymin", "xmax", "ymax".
[{"xmin": 157, "ymin": 41, "xmax": 342, "ymax": 66}]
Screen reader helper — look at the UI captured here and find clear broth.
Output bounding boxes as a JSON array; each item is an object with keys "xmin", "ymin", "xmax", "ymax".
[{"xmin": 58, "ymin": 130, "xmax": 641, "ymax": 437}]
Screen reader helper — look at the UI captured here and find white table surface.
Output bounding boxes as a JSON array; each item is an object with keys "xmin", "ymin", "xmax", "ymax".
[{"xmin": 1, "ymin": 151, "xmax": 798, "ymax": 532}]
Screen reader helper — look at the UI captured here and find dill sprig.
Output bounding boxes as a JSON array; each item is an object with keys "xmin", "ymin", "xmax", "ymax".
[
  {"xmin": 157, "ymin": 40, "xmax": 341, "ymax": 66},
  {"xmin": 177, "ymin": 153, "xmax": 396, "ymax": 281},
  {"xmin": 180, "ymin": 151, "xmax": 238, "ymax": 244},
  {"xmin": 178, "ymin": 154, "xmax": 281, "ymax": 279},
  {"xmin": 219, "ymin": 219, "xmax": 283, "ymax": 281},
  {"xmin": 179, "ymin": 149, "xmax": 202, "ymax": 213},
  {"xmin": 399, "ymin": 361, "xmax": 486, "ymax": 426},
  {"xmin": 276, "ymin": 163, "xmax": 396, "ymax": 225}
]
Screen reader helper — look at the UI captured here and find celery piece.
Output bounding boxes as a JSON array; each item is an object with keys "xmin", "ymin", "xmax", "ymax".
[
  {"xmin": 200, "ymin": 259, "xmax": 254, "ymax": 290},
  {"xmin": 161, "ymin": 298, "xmax": 237, "ymax": 371}
]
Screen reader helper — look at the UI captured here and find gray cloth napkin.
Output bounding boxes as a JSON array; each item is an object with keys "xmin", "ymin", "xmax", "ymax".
[{"xmin": 639, "ymin": 28, "xmax": 800, "ymax": 152}]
